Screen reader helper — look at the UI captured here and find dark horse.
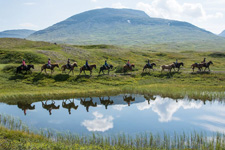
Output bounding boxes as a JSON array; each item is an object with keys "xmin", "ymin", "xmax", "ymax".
[
  {"xmin": 173, "ymin": 62, "xmax": 184, "ymax": 72},
  {"xmin": 99, "ymin": 96, "xmax": 114, "ymax": 109},
  {"xmin": 203, "ymin": 61, "xmax": 213, "ymax": 71},
  {"xmin": 79, "ymin": 64, "xmax": 96, "ymax": 76},
  {"xmin": 123, "ymin": 95, "xmax": 135, "ymax": 106},
  {"xmin": 99, "ymin": 65, "xmax": 113, "ymax": 75},
  {"xmin": 16, "ymin": 65, "xmax": 34, "ymax": 74},
  {"xmin": 142, "ymin": 63, "xmax": 156, "ymax": 72},
  {"xmin": 17, "ymin": 102, "xmax": 35, "ymax": 115},
  {"xmin": 62, "ymin": 99, "xmax": 78, "ymax": 114}
]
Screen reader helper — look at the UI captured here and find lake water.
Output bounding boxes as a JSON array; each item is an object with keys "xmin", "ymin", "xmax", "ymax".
[{"xmin": 0, "ymin": 94, "xmax": 225, "ymax": 135}]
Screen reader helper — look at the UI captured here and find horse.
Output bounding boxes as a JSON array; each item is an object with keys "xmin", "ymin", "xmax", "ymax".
[
  {"xmin": 17, "ymin": 102, "xmax": 35, "ymax": 115},
  {"xmin": 62, "ymin": 99, "xmax": 78, "ymax": 114},
  {"xmin": 99, "ymin": 64, "xmax": 113, "ymax": 75},
  {"xmin": 61, "ymin": 62, "xmax": 78, "ymax": 75},
  {"xmin": 41, "ymin": 63, "xmax": 59, "ymax": 75},
  {"xmin": 173, "ymin": 62, "xmax": 184, "ymax": 72},
  {"xmin": 203, "ymin": 61, "xmax": 213, "ymax": 71},
  {"xmin": 123, "ymin": 64, "xmax": 135, "ymax": 73},
  {"xmin": 99, "ymin": 97, "xmax": 114, "ymax": 109},
  {"xmin": 16, "ymin": 64, "xmax": 34, "ymax": 74},
  {"xmin": 142, "ymin": 63, "xmax": 156, "ymax": 72},
  {"xmin": 42, "ymin": 100, "xmax": 60, "ymax": 115},
  {"xmin": 79, "ymin": 64, "xmax": 96, "ymax": 76},
  {"xmin": 80, "ymin": 98, "xmax": 97, "ymax": 112},
  {"xmin": 161, "ymin": 63, "xmax": 175, "ymax": 73},
  {"xmin": 123, "ymin": 95, "xmax": 135, "ymax": 106},
  {"xmin": 191, "ymin": 63, "xmax": 204, "ymax": 72}
]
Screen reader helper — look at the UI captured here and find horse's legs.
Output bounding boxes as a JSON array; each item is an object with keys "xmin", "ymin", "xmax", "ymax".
[
  {"xmin": 108, "ymin": 69, "xmax": 109, "ymax": 75},
  {"xmin": 208, "ymin": 67, "xmax": 210, "ymax": 71},
  {"xmin": 90, "ymin": 70, "xmax": 92, "ymax": 76},
  {"xmin": 84, "ymin": 70, "xmax": 86, "ymax": 75},
  {"xmin": 45, "ymin": 69, "xmax": 47, "ymax": 74},
  {"xmin": 103, "ymin": 70, "xmax": 105, "ymax": 74}
]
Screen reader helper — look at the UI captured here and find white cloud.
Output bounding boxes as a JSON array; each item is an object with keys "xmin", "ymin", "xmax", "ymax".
[
  {"xmin": 136, "ymin": 0, "xmax": 223, "ymax": 23},
  {"xmin": 91, "ymin": 0, "xmax": 97, "ymax": 2},
  {"xmin": 136, "ymin": 97, "xmax": 203, "ymax": 122},
  {"xmin": 112, "ymin": 2, "xmax": 127, "ymax": 9},
  {"xmin": 82, "ymin": 111, "xmax": 114, "ymax": 132},
  {"xmin": 19, "ymin": 23, "xmax": 38, "ymax": 29},
  {"xmin": 112, "ymin": 105, "xmax": 127, "ymax": 111},
  {"xmin": 24, "ymin": 2, "xmax": 36, "ymax": 6}
]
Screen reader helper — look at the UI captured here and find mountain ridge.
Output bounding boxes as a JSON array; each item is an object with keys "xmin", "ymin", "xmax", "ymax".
[
  {"xmin": 28, "ymin": 8, "xmax": 223, "ymax": 45},
  {"xmin": 0, "ymin": 29, "xmax": 36, "ymax": 38}
]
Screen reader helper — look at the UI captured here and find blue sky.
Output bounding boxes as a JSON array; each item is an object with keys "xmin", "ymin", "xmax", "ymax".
[{"xmin": 0, "ymin": 0, "xmax": 225, "ymax": 34}]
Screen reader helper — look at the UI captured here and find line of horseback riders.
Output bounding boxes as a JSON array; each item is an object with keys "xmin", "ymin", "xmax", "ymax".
[{"xmin": 16, "ymin": 57, "xmax": 213, "ymax": 75}]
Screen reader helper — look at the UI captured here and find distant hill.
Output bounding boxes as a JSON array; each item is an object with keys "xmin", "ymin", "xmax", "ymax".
[
  {"xmin": 0, "ymin": 29, "xmax": 35, "ymax": 38},
  {"xmin": 28, "ymin": 8, "xmax": 225, "ymax": 45},
  {"xmin": 219, "ymin": 30, "xmax": 225, "ymax": 37}
]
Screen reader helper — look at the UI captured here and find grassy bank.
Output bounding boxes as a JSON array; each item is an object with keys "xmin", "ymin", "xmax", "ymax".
[
  {"xmin": 1, "ymin": 114, "xmax": 225, "ymax": 150},
  {"xmin": 0, "ymin": 38, "xmax": 225, "ymax": 103}
]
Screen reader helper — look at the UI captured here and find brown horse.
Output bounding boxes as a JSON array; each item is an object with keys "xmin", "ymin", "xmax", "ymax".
[
  {"xmin": 42, "ymin": 100, "xmax": 60, "ymax": 115},
  {"xmin": 161, "ymin": 63, "xmax": 175, "ymax": 73},
  {"xmin": 123, "ymin": 95, "xmax": 135, "ymax": 106},
  {"xmin": 80, "ymin": 98, "xmax": 97, "ymax": 112},
  {"xmin": 99, "ymin": 96, "xmax": 114, "ymax": 109},
  {"xmin": 61, "ymin": 62, "xmax": 78, "ymax": 75},
  {"xmin": 191, "ymin": 63, "xmax": 204, "ymax": 72},
  {"xmin": 41, "ymin": 63, "xmax": 59, "ymax": 75},
  {"xmin": 79, "ymin": 64, "xmax": 96, "ymax": 76},
  {"xmin": 143, "ymin": 63, "xmax": 156, "ymax": 72},
  {"xmin": 123, "ymin": 64, "xmax": 135, "ymax": 73}
]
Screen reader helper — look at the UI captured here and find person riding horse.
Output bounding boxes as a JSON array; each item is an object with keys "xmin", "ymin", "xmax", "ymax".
[
  {"xmin": 127, "ymin": 60, "xmax": 131, "ymax": 67},
  {"xmin": 21, "ymin": 59, "xmax": 27, "ymax": 70},
  {"xmin": 201, "ymin": 58, "xmax": 206, "ymax": 63},
  {"xmin": 67, "ymin": 58, "xmax": 71, "ymax": 69},
  {"xmin": 147, "ymin": 59, "xmax": 151, "ymax": 67},
  {"xmin": 47, "ymin": 58, "xmax": 51, "ymax": 68},
  {"xmin": 104, "ymin": 60, "xmax": 109, "ymax": 69},
  {"xmin": 85, "ymin": 60, "xmax": 90, "ymax": 70},
  {"xmin": 174, "ymin": 59, "xmax": 178, "ymax": 67}
]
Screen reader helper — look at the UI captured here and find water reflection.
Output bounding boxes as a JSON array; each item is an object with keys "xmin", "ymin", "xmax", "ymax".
[
  {"xmin": 80, "ymin": 98, "xmax": 97, "ymax": 112},
  {"xmin": 0, "ymin": 94, "xmax": 224, "ymax": 135},
  {"xmin": 62, "ymin": 99, "xmax": 78, "ymax": 114},
  {"xmin": 42, "ymin": 100, "xmax": 60, "ymax": 115},
  {"xmin": 99, "ymin": 96, "xmax": 114, "ymax": 109},
  {"xmin": 17, "ymin": 102, "xmax": 35, "ymax": 115},
  {"xmin": 123, "ymin": 95, "xmax": 135, "ymax": 106}
]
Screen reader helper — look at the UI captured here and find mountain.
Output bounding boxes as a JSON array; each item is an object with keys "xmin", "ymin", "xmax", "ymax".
[
  {"xmin": 28, "ymin": 8, "xmax": 224, "ymax": 45},
  {"xmin": 219, "ymin": 30, "xmax": 225, "ymax": 37},
  {"xmin": 0, "ymin": 29, "xmax": 35, "ymax": 38}
]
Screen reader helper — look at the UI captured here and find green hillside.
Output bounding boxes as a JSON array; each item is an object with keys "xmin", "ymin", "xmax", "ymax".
[
  {"xmin": 28, "ymin": 8, "xmax": 225, "ymax": 46},
  {"xmin": 0, "ymin": 29, "xmax": 35, "ymax": 38}
]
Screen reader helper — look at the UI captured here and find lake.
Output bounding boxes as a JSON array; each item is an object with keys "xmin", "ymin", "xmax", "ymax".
[{"xmin": 0, "ymin": 94, "xmax": 224, "ymax": 135}]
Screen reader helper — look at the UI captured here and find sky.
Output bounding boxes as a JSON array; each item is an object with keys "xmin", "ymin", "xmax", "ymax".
[{"xmin": 0, "ymin": 0, "xmax": 225, "ymax": 34}]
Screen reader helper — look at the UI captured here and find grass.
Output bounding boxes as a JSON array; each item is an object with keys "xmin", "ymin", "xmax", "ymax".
[
  {"xmin": 0, "ymin": 38, "xmax": 225, "ymax": 104},
  {"xmin": 1, "ymin": 114, "xmax": 225, "ymax": 150}
]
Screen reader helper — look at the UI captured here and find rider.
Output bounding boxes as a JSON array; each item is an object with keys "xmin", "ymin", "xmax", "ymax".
[
  {"xmin": 126, "ymin": 60, "xmax": 131, "ymax": 67},
  {"xmin": 147, "ymin": 59, "xmax": 151, "ymax": 67},
  {"xmin": 104, "ymin": 60, "xmax": 109, "ymax": 69},
  {"xmin": 21, "ymin": 59, "xmax": 26, "ymax": 69},
  {"xmin": 174, "ymin": 59, "xmax": 178, "ymax": 67},
  {"xmin": 67, "ymin": 58, "xmax": 71, "ymax": 69},
  {"xmin": 202, "ymin": 58, "xmax": 206, "ymax": 63},
  {"xmin": 47, "ymin": 58, "xmax": 51, "ymax": 68},
  {"xmin": 85, "ymin": 60, "xmax": 90, "ymax": 70}
]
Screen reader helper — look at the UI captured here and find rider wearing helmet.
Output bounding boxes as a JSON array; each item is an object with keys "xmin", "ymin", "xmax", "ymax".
[{"xmin": 85, "ymin": 60, "xmax": 90, "ymax": 70}]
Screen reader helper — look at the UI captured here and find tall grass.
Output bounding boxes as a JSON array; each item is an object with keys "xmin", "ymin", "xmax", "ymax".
[{"xmin": 1, "ymin": 114, "xmax": 225, "ymax": 149}]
